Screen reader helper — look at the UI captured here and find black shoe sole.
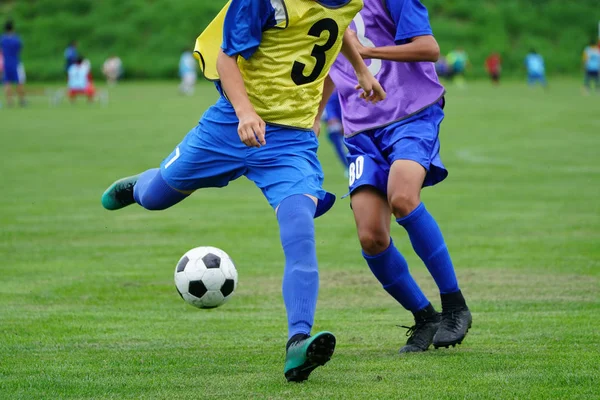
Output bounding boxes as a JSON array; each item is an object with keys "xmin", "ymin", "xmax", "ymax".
[
  {"xmin": 285, "ymin": 333, "xmax": 336, "ymax": 382},
  {"xmin": 433, "ymin": 323, "xmax": 472, "ymax": 349},
  {"xmin": 399, "ymin": 346, "xmax": 428, "ymax": 354}
]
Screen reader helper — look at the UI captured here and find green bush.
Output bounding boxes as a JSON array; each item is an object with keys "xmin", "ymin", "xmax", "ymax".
[{"xmin": 1, "ymin": 0, "xmax": 597, "ymax": 80}]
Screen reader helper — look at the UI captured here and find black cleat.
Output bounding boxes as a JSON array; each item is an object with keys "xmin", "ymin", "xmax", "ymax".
[
  {"xmin": 433, "ymin": 308, "xmax": 472, "ymax": 349},
  {"xmin": 399, "ymin": 305, "xmax": 441, "ymax": 353},
  {"xmin": 434, "ymin": 291, "xmax": 472, "ymax": 349}
]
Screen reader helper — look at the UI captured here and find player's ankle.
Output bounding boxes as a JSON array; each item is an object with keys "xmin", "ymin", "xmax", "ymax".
[
  {"xmin": 286, "ymin": 333, "xmax": 310, "ymax": 350},
  {"xmin": 412, "ymin": 303, "xmax": 438, "ymax": 322},
  {"xmin": 440, "ymin": 290, "xmax": 467, "ymax": 311}
]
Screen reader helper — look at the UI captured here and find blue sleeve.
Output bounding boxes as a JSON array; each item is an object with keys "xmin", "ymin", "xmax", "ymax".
[
  {"xmin": 385, "ymin": 0, "xmax": 433, "ymax": 44},
  {"xmin": 222, "ymin": 0, "xmax": 276, "ymax": 60}
]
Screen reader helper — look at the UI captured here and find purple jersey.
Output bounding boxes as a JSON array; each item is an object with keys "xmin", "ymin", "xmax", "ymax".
[{"xmin": 329, "ymin": 0, "xmax": 445, "ymax": 137}]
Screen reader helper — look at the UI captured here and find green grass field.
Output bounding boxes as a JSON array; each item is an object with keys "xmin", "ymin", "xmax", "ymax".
[{"xmin": 1, "ymin": 80, "xmax": 599, "ymax": 399}]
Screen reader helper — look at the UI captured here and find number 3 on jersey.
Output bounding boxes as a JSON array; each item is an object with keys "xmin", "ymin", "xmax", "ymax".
[
  {"xmin": 292, "ymin": 18, "xmax": 339, "ymax": 85},
  {"xmin": 348, "ymin": 156, "xmax": 365, "ymax": 186}
]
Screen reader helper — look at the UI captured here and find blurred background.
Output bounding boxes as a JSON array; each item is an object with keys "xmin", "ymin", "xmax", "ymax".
[
  {"xmin": 1, "ymin": 0, "xmax": 599, "ymax": 81},
  {"xmin": 1, "ymin": 1, "xmax": 599, "ymax": 398}
]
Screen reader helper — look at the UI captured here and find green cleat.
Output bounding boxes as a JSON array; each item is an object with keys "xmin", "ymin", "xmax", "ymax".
[
  {"xmin": 101, "ymin": 174, "xmax": 139, "ymax": 210},
  {"xmin": 284, "ymin": 331, "xmax": 336, "ymax": 382}
]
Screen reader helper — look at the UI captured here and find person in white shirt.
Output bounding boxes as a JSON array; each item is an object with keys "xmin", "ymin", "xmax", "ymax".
[
  {"xmin": 102, "ymin": 55, "xmax": 123, "ymax": 86},
  {"xmin": 68, "ymin": 56, "xmax": 95, "ymax": 102}
]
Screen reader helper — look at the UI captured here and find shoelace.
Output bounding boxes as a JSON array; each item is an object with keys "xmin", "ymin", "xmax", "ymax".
[
  {"xmin": 400, "ymin": 325, "xmax": 417, "ymax": 337},
  {"xmin": 399, "ymin": 322, "xmax": 429, "ymax": 338},
  {"xmin": 398, "ymin": 322, "xmax": 433, "ymax": 348},
  {"xmin": 287, "ymin": 340, "xmax": 306, "ymax": 353}
]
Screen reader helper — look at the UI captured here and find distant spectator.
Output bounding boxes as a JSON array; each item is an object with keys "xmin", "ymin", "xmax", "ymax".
[
  {"xmin": 1, "ymin": 20, "xmax": 26, "ymax": 106},
  {"xmin": 582, "ymin": 40, "xmax": 599, "ymax": 94},
  {"xmin": 102, "ymin": 55, "xmax": 123, "ymax": 86},
  {"xmin": 64, "ymin": 40, "xmax": 78, "ymax": 73},
  {"xmin": 179, "ymin": 49, "xmax": 197, "ymax": 95},
  {"xmin": 68, "ymin": 56, "xmax": 96, "ymax": 102},
  {"xmin": 525, "ymin": 49, "xmax": 547, "ymax": 88},
  {"xmin": 485, "ymin": 52, "xmax": 502, "ymax": 85},
  {"xmin": 447, "ymin": 48, "xmax": 469, "ymax": 87}
]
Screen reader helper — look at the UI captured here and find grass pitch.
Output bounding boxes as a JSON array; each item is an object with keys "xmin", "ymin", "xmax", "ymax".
[{"xmin": 1, "ymin": 80, "xmax": 599, "ymax": 399}]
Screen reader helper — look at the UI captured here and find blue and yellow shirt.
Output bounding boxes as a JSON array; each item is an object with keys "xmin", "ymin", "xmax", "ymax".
[{"xmin": 195, "ymin": 0, "xmax": 363, "ymax": 130}]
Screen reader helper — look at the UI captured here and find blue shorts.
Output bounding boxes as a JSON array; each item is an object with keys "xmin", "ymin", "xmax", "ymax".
[
  {"xmin": 3, "ymin": 66, "xmax": 19, "ymax": 83},
  {"xmin": 584, "ymin": 70, "xmax": 599, "ymax": 86},
  {"xmin": 527, "ymin": 73, "xmax": 546, "ymax": 85},
  {"xmin": 344, "ymin": 102, "xmax": 448, "ymax": 196},
  {"xmin": 160, "ymin": 98, "xmax": 335, "ymax": 216}
]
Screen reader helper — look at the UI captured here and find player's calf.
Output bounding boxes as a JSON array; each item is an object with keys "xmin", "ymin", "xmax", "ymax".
[{"xmin": 102, "ymin": 168, "xmax": 188, "ymax": 212}]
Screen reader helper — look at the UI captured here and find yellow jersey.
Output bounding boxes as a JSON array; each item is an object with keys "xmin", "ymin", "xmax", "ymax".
[{"xmin": 195, "ymin": 0, "xmax": 363, "ymax": 130}]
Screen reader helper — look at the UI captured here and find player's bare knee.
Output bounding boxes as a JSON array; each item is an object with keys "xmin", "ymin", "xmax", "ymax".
[
  {"xmin": 389, "ymin": 191, "xmax": 420, "ymax": 219},
  {"xmin": 358, "ymin": 228, "xmax": 389, "ymax": 255}
]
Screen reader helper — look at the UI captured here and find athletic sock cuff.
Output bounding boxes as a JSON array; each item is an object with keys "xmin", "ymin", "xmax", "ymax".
[
  {"xmin": 413, "ymin": 303, "xmax": 437, "ymax": 320},
  {"xmin": 440, "ymin": 290, "xmax": 467, "ymax": 308},
  {"xmin": 396, "ymin": 202, "xmax": 425, "ymax": 226},
  {"xmin": 277, "ymin": 194, "xmax": 317, "ymax": 221},
  {"xmin": 361, "ymin": 238, "xmax": 394, "ymax": 260}
]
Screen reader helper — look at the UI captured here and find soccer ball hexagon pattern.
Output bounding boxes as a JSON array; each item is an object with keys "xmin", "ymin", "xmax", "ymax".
[{"xmin": 174, "ymin": 246, "xmax": 238, "ymax": 309}]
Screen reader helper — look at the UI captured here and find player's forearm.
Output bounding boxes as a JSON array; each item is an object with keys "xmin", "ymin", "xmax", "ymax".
[
  {"xmin": 216, "ymin": 50, "xmax": 256, "ymax": 116},
  {"xmin": 341, "ymin": 29, "xmax": 371, "ymax": 77},
  {"xmin": 363, "ymin": 36, "xmax": 440, "ymax": 62}
]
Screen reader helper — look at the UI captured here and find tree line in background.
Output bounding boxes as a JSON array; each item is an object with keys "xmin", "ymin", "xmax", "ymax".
[{"xmin": 1, "ymin": 0, "xmax": 597, "ymax": 80}]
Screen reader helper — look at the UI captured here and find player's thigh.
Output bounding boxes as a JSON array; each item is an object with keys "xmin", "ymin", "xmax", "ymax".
[
  {"xmin": 350, "ymin": 186, "xmax": 392, "ymax": 255},
  {"xmin": 246, "ymin": 128, "xmax": 333, "ymax": 213},
  {"xmin": 379, "ymin": 103, "xmax": 448, "ymax": 189},
  {"xmin": 387, "ymin": 160, "xmax": 427, "ymax": 215},
  {"xmin": 344, "ymin": 134, "xmax": 390, "ymax": 196},
  {"xmin": 160, "ymin": 121, "xmax": 246, "ymax": 192}
]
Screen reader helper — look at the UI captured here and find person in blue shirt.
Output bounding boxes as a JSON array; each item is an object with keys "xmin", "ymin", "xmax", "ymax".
[
  {"xmin": 582, "ymin": 40, "xmax": 600, "ymax": 94},
  {"xmin": 0, "ymin": 21, "xmax": 26, "ymax": 106},
  {"xmin": 101, "ymin": 0, "xmax": 382, "ymax": 382},
  {"xmin": 525, "ymin": 49, "xmax": 547, "ymax": 87},
  {"xmin": 178, "ymin": 49, "xmax": 197, "ymax": 95},
  {"xmin": 64, "ymin": 40, "xmax": 78, "ymax": 73}
]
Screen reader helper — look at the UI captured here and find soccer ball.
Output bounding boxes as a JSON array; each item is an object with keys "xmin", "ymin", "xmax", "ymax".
[{"xmin": 174, "ymin": 246, "xmax": 238, "ymax": 309}]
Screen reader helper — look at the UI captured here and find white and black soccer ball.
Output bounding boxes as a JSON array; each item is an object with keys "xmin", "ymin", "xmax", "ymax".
[{"xmin": 174, "ymin": 246, "xmax": 238, "ymax": 309}]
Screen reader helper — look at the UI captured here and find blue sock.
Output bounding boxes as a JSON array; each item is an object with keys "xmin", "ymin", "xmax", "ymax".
[
  {"xmin": 133, "ymin": 168, "xmax": 188, "ymax": 210},
  {"xmin": 328, "ymin": 131, "xmax": 349, "ymax": 168},
  {"xmin": 397, "ymin": 203, "xmax": 459, "ymax": 294},
  {"xmin": 363, "ymin": 240, "xmax": 430, "ymax": 313},
  {"xmin": 277, "ymin": 195, "xmax": 319, "ymax": 339}
]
